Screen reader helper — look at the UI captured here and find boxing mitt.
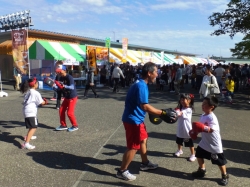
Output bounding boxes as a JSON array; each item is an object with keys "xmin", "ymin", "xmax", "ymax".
[
  {"xmin": 149, "ymin": 113, "xmax": 162, "ymax": 125},
  {"xmin": 54, "ymin": 80, "xmax": 64, "ymax": 90},
  {"xmin": 43, "ymin": 77, "xmax": 55, "ymax": 87},
  {"xmin": 160, "ymin": 108, "xmax": 178, "ymax": 124}
]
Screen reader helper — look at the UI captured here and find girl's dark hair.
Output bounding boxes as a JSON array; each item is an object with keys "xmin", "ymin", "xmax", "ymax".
[
  {"xmin": 20, "ymin": 78, "xmax": 37, "ymax": 94},
  {"xmin": 227, "ymin": 75, "xmax": 233, "ymax": 84},
  {"xmin": 141, "ymin": 62, "xmax": 156, "ymax": 78},
  {"xmin": 177, "ymin": 93, "xmax": 195, "ymax": 111},
  {"xmin": 203, "ymin": 96, "xmax": 218, "ymax": 111}
]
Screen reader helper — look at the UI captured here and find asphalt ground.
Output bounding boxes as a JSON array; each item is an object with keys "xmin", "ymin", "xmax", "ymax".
[{"xmin": 0, "ymin": 81, "xmax": 250, "ymax": 187}]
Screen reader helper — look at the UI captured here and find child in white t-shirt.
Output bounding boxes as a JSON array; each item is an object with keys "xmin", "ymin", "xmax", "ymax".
[
  {"xmin": 20, "ymin": 77, "xmax": 47, "ymax": 150},
  {"xmin": 192, "ymin": 96, "xmax": 229, "ymax": 186},
  {"xmin": 174, "ymin": 93, "xmax": 196, "ymax": 162}
]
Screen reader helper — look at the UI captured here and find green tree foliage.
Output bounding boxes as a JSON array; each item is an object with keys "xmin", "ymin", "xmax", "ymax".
[
  {"xmin": 230, "ymin": 34, "xmax": 250, "ymax": 58},
  {"xmin": 209, "ymin": 0, "xmax": 250, "ymax": 58},
  {"xmin": 209, "ymin": 0, "xmax": 250, "ymax": 38}
]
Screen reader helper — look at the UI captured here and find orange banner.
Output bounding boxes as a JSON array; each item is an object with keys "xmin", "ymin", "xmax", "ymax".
[{"xmin": 87, "ymin": 46, "xmax": 98, "ymax": 75}]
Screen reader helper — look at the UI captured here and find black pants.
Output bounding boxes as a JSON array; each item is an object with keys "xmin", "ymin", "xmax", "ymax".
[
  {"xmin": 56, "ymin": 91, "xmax": 62, "ymax": 108},
  {"xmin": 113, "ymin": 78, "xmax": 120, "ymax": 92},
  {"xmin": 84, "ymin": 84, "xmax": 97, "ymax": 96},
  {"xmin": 196, "ymin": 75, "xmax": 203, "ymax": 90},
  {"xmin": 100, "ymin": 75, "xmax": 106, "ymax": 84}
]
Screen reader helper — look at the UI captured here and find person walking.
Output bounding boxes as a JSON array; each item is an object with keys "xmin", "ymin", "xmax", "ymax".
[
  {"xmin": 83, "ymin": 67, "xmax": 98, "ymax": 98},
  {"xmin": 112, "ymin": 63, "xmax": 125, "ymax": 93}
]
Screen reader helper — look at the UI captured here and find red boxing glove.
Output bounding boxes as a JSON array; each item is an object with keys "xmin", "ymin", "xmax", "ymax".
[
  {"xmin": 192, "ymin": 122, "xmax": 211, "ymax": 133},
  {"xmin": 189, "ymin": 129, "xmax": 198, "ymax": 140},
  {"xmin": 54, "ymin": 80, "xmax": 64, "ymax": 90},
  {"xmin": 43, "ymin": 98, "xmax": 48, "ymax": 105}
]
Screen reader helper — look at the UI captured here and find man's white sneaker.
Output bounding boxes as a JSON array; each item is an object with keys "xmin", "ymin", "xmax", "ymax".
[
  {"xmin": 116, "ymin": 170, "xmax": 136, "ymax": 181},
  {"xmin": 140, "ymin": 160, "xmax": 158, "ymax": 171},
  {"xmin": 175, "ymin": 150, "xmax": 183, "ymax": 157}
]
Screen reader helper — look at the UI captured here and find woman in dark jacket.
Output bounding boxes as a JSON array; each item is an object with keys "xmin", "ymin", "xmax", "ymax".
[{"xmin": 83, "ymin": 67, "xmax": 98, "ymax": 98}]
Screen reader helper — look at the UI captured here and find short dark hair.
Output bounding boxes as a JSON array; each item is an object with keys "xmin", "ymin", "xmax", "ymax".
[
  {"xmin": 141, "ymin": 62, "xmax": 156, "ymax": 78},
  {"xmin": 203, "ymin": 96, "xmax": 218, "ymax": 111}
]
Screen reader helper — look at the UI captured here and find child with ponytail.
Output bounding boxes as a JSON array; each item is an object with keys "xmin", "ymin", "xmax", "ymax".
[{"xmin": 20, "ymin": 77, "xmax": 47, "ymax": 149}]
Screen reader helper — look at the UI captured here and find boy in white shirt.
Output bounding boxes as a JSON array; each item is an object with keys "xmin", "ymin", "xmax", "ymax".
[{"xmin": 192, "ymin": 96, "xmax": 229, "ymax": 186}]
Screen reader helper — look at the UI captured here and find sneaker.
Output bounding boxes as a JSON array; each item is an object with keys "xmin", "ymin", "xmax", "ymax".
[
  {"xmin": 192, "ymin": 167, "xmax": 206, "ymax": 178},
  {"xmin": 140, "ymin": 160, "xmax": 158, "ymax": 171},
  {"xmin": 22, "ymin": 143, "xmax": 35, "ymax": 150},
  {"xmin": 175, "ymin": 150, "xmax": 183, "ymax": 157},
  {"xmin": 50, "ymin": 98, "xmax": 56, "ymax": 101},
  {"xmin": 55, "ymin": 125, "xmax": 68, "ymax": 131},
  {"xmin": 170, "ymin": 90, "xmax": 175, "ymax": 93},
  {"xmin": 189, "ymin": 155, "xmax": 196, "ymax": 162},
  {"xmin": 95, "ymin": 95, "xmax": 99, "ymax": 98},
  {"xmin": 220, "ymin": 174, "xmax": 229, "ymax": 186},
  {"xmin": 24, "ymin": 136, "xmax": 37, "ymax": 141},
  {"xmin": 83, "ymin": 96, "xmax": 87, "ymax": 99},
  {"xmin": 67, "ymin": 126, "xmax": 79, "ymax": 132},
  {"xmin": 116, "ymin": 170, "xmax": 136, "ymax": 181}
]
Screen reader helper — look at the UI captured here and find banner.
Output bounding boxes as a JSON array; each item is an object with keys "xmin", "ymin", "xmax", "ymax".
[
  {"xmin": 105, "ymin": 37, "xmax": 111, "ymax": 48},
  {"xmin": 11, "ymin": 29, "xmax": 28, "ymax": 74},
  {"xmin": 87, "ymin": 46, "xmax": 98, "ymax": 75},
  {"xmin": 122, "ymin": 38, "xmax": 128, "ymax": 61}
]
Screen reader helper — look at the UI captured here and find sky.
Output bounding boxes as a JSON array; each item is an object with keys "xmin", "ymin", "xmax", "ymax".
[{"xmin": 0, "ymin": 0, "xmax": 244, "ymax": 58}]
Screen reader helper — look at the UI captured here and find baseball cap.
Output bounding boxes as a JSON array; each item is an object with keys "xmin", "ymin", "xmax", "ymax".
[{"xmin": 55, "ymin": 65, "xmax": 66, "ymax": 73}]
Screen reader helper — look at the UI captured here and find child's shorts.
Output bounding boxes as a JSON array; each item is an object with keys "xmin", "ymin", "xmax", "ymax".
[
  {"xmin": 25, "ymin": 117, "xmax": 38, "ymax": 129},
  {"xmin": 195, "ymin": 146, "xmax": 227, "ymax": 166},
  {"xmin": 176, "ymin": 137, "xmax": 194, "ymax": 147}
]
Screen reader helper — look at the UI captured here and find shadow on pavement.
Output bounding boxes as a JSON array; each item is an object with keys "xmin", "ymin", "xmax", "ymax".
[
  {"xmin": 26, "ymin": 151, "xmax": 119, "ymax": 177},
  {"xmin": 0, "ymin": 132, "xmax": 23, "ymax": 148},
  {"xmin": 0, "ymin": 120, "xmax": 55, "ymax": 130},
  {"xmin": 227, "ymin": 167, "xmax": 250, "ymax": 178},
  {"xmin": 83, "ymin": 180, "xmax": 145, "ymax": 187}
]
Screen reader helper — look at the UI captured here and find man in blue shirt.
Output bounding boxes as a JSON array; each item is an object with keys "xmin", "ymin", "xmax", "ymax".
[{"xmin": 116, "ymin": 62, "xmax": 166, "ymax": 181}]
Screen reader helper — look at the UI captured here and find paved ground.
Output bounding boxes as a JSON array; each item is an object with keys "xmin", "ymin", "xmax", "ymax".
[{"xmin": 0, "ymin": 81, "xmax": 250, "ymax": 187}]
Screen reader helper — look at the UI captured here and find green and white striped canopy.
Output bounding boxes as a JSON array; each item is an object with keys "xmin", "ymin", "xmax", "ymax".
[{"xmin": 29, "ymin": 40, "xmax": 86, "ymax": 64}]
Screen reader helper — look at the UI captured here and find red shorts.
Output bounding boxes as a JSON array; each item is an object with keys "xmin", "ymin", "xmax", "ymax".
[{"xmin": 123, "ymin": 122, "xmax": 148, "ymax": 150}]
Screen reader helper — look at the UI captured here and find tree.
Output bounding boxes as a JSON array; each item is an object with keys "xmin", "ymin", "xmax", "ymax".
[
  {"xmin": 209, "ymin": 0, "xmax": 250, "ymax": 38},
  {"xmin": 230, "ymin": 34, "xmax": 250, "ymax": 58}
]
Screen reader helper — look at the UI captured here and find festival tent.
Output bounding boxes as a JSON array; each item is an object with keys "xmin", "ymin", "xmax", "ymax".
[
  {"xmin": 109, "ymin": 48, "xmax": 141, "ymax": 65},
  {"xmin": 29, "ymin": 40, "xmax": 86, "ymax": 65},
  {"xmin": 177, "ymin": 56, "xmax": 197, "ymax": 65}
]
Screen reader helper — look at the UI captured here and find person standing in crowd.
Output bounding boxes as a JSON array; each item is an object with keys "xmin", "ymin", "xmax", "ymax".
[
  {"xmin": 54, "ymin": 65, "xmax": 79, "ymax": 132},
  {"xmin": 112, "ymin": 63, "xmax": 125, "ymax": 93},
  {"xmin": 195, "ymin": 63, "xmax": 204, "ymax": 90},
  {"xmin": 174, "ymin": 64, "xmax": 182, "ymax": 95},
  {"xmin": 20, "ymin": 77, "xmax": 47, "ymax": 149},
  {"xmin": 199, "ymin": 65, "xmax": 220, "ymax": 98},
  {"xmin": 117, "ymin": 62, "xmax": 170, "ymax": 181},
  {"xmin": 190, "ymin": 65, "xmax": 196, "ymax": 89},
  {"xmin": 180, "ymin": 64, "xmax": 186, "ymax": 88},
  {"xmin": 100, "ymin": 65, "xmax": 107, "ymax": 85},
  {"xmin": 83, "ymin": 67, "xmax": 98, "ymax": 99},
  {"xmin": 108, "ymin": 63, "xmax": 114, "ymax": 89},
  {"xmin": 224, "ymin": 75, "xmax": 235, "ymax": 104},
  {"xmin": 169, "ymin": 65, "xmax": 175, "ymax": 92},
  {"xmin": 213, "ymin": 63, "xmax": 225, "ymax": 91},
  {"xmin": 13, "ymin": 66, "xmax": 22, "ymax": 91}
]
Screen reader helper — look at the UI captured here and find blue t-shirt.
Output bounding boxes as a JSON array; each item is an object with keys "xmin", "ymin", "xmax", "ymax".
[
  {"xmin": 59, "ymin": 74, "xmax": 77, "ymax": 99},
  {"xmin": 122, "ymin": 79, "xmax": 149, "ymax": 124}
]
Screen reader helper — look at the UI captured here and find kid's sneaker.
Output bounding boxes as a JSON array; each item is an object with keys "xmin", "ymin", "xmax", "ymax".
[
  {"xmin": 192, "ymin": 167, "xmax": 206, "ymax": 178},
  {"xmin": 189, "ymin": 155, "xmax": 197, "ymax": 162},
  {"xmin": 220, "ymin": 174, "xmax": 229, "ymax": 186},
  {"xmin": 22, "ymin": 143, "xmax": 35, "ymax": 150},
  {"xmin": 140, "ymin": 160, "xmax": 158, "ymax": 171},
  {"xmin": 116, "ymin": 170, "xmax": 136, "ymax": 181},
  {"xmin": 175, "ymin": 150, "xmax": 183, "ymax": 157}
]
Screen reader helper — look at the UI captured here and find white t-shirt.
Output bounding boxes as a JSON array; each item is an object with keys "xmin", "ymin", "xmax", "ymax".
[
  {"xmin": 214, "ymin": 67, "xmax": 225, "ymax": 77},
  {"xmin": 198, "ymin": 112, "xmax": 223, "ymax": 154},
  {"xmin": 176, "ymin": 108, "xmax": 192, "ymax": 138},
  {"xmin": 22, "ymin": 89, "xmax": 44, "ymax": 118}
]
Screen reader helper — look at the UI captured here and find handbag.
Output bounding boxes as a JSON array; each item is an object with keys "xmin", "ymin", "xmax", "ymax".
[{"xmin": 210, "ymin": 76, "xmax": 220, "ymax": 95}]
